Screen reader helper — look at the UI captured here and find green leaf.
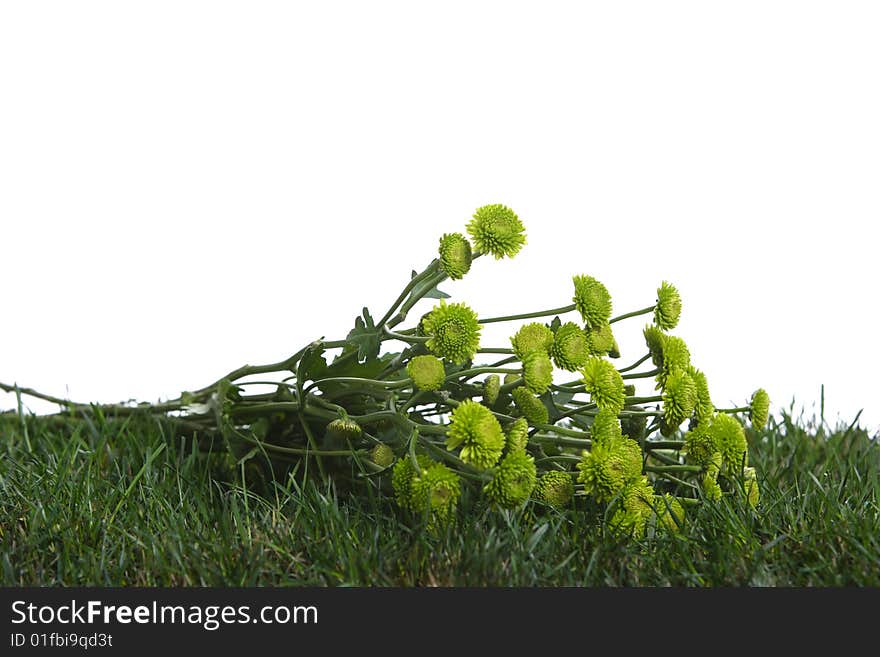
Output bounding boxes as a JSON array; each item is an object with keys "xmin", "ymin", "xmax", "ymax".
[
  {"xmin": 422, "ymin": 283, "xmax": 451, "ymax": 299},
  {"xmin": 298, "ymin": 344, "xmax": 327, "ymax": 381},
  {"xmin": 346, "ymin": 307, "xmax": 381, "ymax": 363}
]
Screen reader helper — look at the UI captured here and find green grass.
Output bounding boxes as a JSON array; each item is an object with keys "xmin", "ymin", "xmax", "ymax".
[{"xmin": 1, "ymin": 407, "xmax": 877, "ymax": 586}]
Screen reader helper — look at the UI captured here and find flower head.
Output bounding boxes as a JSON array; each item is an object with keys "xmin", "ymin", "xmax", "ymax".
[
  {"xmin": 410, "ymin": 461, "xmax": 462, "ymax": 527},
  {"xmin": 422, "ymin": 300, "xmax": 482, "ymax": 364},
  {"xmin": 743, "ymin": 466, "xmax": 759, "ymax": 508},
  {"xmin": 609, "ymin": 476, "xmax": 655, "ymax": 539},
  {"xmin": 710, "ymin": 413, "xmax": 748, "ymax": 474},
  {"xmin": 702, "ymin": 470, "xmax": 723, "ymax": 502},
  {"xmin": 535, "ymin": 471, "xmax": 575, "ymax": 508},
  {"xmin": 662, "ymin": 368, "xmax": 697, "ymax": 429},
  {"xmin": 656, "ymin": 335, "xmax": 691, "ymax": 389},
  {"xmin": 683, "ymin": 423, "xmax": 717, "ymax": 466},
  {"xmin": 406, "ymin": 355, "xmax": 446, "ymax": 391},
  {"xmin": 654, "ymin": 281, "xmax": 682, "ymax": 330},
  {"xmin": 572, "ymin": 275, "xmax": 612, "ymax": 330},
  {"xmin": 510, "ymin": 322, "xmax": 554, "ymax": 360},
  {"xmin": 467, "ymin": 204, "xmax": 526, "ymax": 259},
  {"xmin": 655, "ymin": 493, "xmax": 686, "ymax": 533},
  {"xmin": 580, "ymin": 357, "xmax": 626, "ymax": 414},
  {"xmin": 391, "ymin": 455, "xmax": 433, "ymax": 510},
  {"xmin": 483, "ymin": 449, "xmax": 537, "ymax": 508},
  {"xmin": 750, "ymin": 388, "xmax": 770, "ymax": 430},
  {"xmin": 505, "ymin": 417, "xmax": 530, "ymax": 452},
  {"xmin": 644, "ymin": 325, "xmax": 667, "ymax": 367},
  {"xmin": 370, "ymin": 443, "xmax": 396, "ymax": 468},
  {"xmin": 688, "ymin": 366, "xmax": 714, "ymax": 425},
  {"xmin": 512, "ymin": 387, "xmax": 549, "ymax": 425},
  {"xmin": 551, "ymin": 322, "xmax": 590, "ymax": 370},
  {"xmin": 446, "ymin": 399, "xmax": 505, "ymax": 469},
  {"xmin": 483, "ymin": 374, "xmax": 501, "ymax": 406},
  {"xmin": 523, "ymin": 350, "xmax": 554, "ymax": 394},
  {"xmin": 589, "ymin": 408, "xmax": 623, "ymax": 444},
  {"xmin": 438, "ymin": 232, "xmax": 473, "ymax": 280},
  {"xmin": 577, "ymin": 435, "xmax": 643, "ymax": 502},
  {"xmin": 326, "ymin": 417, "xmax": 362, "ymax": 442},
  {"xmin": 586, "ymin": 323, "xmax": 618, "ymax": 358}
]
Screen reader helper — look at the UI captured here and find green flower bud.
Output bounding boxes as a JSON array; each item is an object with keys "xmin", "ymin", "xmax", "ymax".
[
  {"xmin": 551, "ymin": 322, "xmax": 590, "ymax": 371},
  {"xmin": 467, "ymin": 203, "xmax": 526, "ymax": 259},
  {"xmin": 580, "ymin": 357, "xmax": 626, "ymax": 414},
  {"xmin": 512, "ymin": 387, "xmax": 549, "ymax": 425},
  {"xmin": 483, "ymin": 374, "xmax": 501, "ymax": 406},
  {"xmin": 535, "ymin": 470, "xmax": 575, "ymax": 507},
  {"xmin": 410, "ymin": 461, "xmax": 462, "ymax": 527},
  {"xmin": 586, "ymin": 322, "xmax": 618, "ymax": 358},
  {"xmin": 624, "ymin": 384, "xmax": 636, "ymax": 397},
  {"xmin": 522, "ymin": 350, "xmax": 554, "ymax": 394},
  {"xmin": 505, "ymin": 417, "xmax": 530, "ymax": 451},
  {"xmin": 662, "ymin": 369, "xmax": 698, "ymax": 429},
  {"xmin": 643, "ymin": 325, "xmax": 667, "ymax": 368},
  {"xmin": 504, "ymin": 373, "xmax": 521, "ymax": 386},
  {"xmin": 392, "ymin": 455, "xmax": 433, "ymax": 510},
  {"xmin": 654, "ymin": 281, "xmax": 682, "ymax": 330},
  {"xmin": 702, "ymin": 470, "xmax": 723, "ymax": 502},
  {"xmin": 370, "ymin": 443, "xmax": 396, "ymax": 468},
  {"xmin": 438, "ymin": 232, "xmax": 473, "ymax": 280},
  {"xmin": 743, "ymin": 466, "xmax": 759, "ymax": 508},
  {"xmin": 326, "ymin": 417, "xmax": 362, "ymax": 442},
  {"xmin": 572, "ymin": 274, "xmax": 612, "ymax": 330},
  {"xmin": 683, "ymin": 422, "xmax": 716, "ymax": 466},
  {"xmin": 621, "ymin": 413, "xmax": 647, "ymax": 442},
  {"xmin": 577, "ymin": 435, "xmax": 642, "ymax": 502},
  {"xmin": 483, "ymin": 449, "xmax": 537, "ymax": 508},
  {"xmin": 750, "ymin": 388, "xmax": 770, "ymax": 430},
  {"xmin": 406, "ymin": 354, "xmax": 446, "ymax": 391},
  {"xmin": 446, "ymin": 399, "xmax": 505, "ymax": 470},
  {"xmin": 422, "ymin": 300, "xmax": 482, "ymax": 364},
  {"xmin": 510, "ymin": 322, "xmax": 554, "ymax": 360}
]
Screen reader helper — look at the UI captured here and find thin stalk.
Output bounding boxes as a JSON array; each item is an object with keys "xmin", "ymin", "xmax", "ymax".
[
  {"xmin": 622, "ymin": 369, "xmax": 660, "ymax": 380},
  {"xmin": 617, "ymin": 353, "xmax": 651, "ymax": 374},
  {"xmin": 609, "ymin": 305, "xmax": 655, "ymax": 325},
  {"xmin": 478, "ymin": 304, "xmax": 576, "ymax": 325}
]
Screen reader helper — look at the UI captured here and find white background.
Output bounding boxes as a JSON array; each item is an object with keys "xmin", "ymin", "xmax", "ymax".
[{"xmin": 2, "ymin": 1, "xmax": 878, "ymax": 433}]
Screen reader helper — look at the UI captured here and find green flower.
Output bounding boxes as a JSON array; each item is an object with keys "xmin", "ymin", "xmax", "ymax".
[
  {"xmin": 750, "ymin": 388, "xmax": 770, "ymax": 430},
  {"xmin": 438, "ymin": 232, "xmax": 473, "ymax": 280},
  {"xmin": 512, "ymin": 387, "xmax": 549, "ymax": 425},
  {"xmin": 589, "ymin": 408, "xmax": 623, "ymax": 444},
  {"xmin": 743, "ymin": 466, "xmax": 759, "ymax": 508},
  {"xmin": 392, "ymin": 455, "xmax": 433, "ymax": 510},
  {"xmin": 586, "ymin": 322, "xmax": 618, "ymax": 358},
  {"xmin": 656, "ymin": 335, "xmax": 691, "ymax": 389},
  {"xmin": 406, "ymin": 355, "xmax": 446, "ymax": 391},
  {"xmin": 688, "ymin": 366, "xmax": 714, "ymax": 425},
  {"xmin": 580, "ymin": 357, "xmax": 626, "ymax": 413},
  {"xmin": 572, "ymin": 275, "xmax": 612, "ymax": 330},
  {"xmin": 510, "ymin": 322, "xmax": 554, "ymax": 360},
  {"xmin": 654, "ymin": 281, "xmax": 682, "ymax": 330},
  {"xmin": 702, "ymin": 470, "xmax": 723, "ymax": 502},
  {"xmin": 483, "ymin": 374, "xmax": 501, "ymax": 406},
  {"xmin": 683, "ymin": 423, "xmax": 717, "ymax": 466},
  {"xmin": 326, "ymin": 417, "xmax": 362, "ymax": 442},
  {"xmin": 609, "ymin": 508, "xmax": 649, "ymax": 540},
  {"xmin": 535, "ymin": 471, "xmax": 575, "ymax": 508},
  {"xmin": 446, "ymin": 399, "xmax": 505, "ymax": 469},
  {"xmin": 467, "ymin": 204, "xmax": 526, "ymax": 259},
  {"xmin": 505, "ymin": 417, "xmax": 530, "ymax": 451},
  {"xmin": 609, "ymin": 476, "xmax": 655, "ymax": 539},
  {"xmin": 483, "ymin": 449, "xmax": 537, "ymax": 508},
  {"xmin": 644, "ymin": 325, "xmax": 667, "ymax": 367},
  {"xmin": 662, "ymin": 369, "xmax": 697, "ymax": 429},
  {"xmin": 655, "ymin": 493, "xmax": 685, "ymax": 532},
  {"xmin": 710, "ymin": 413, "xmax": 748, "ymax": 474},
  {"xmin": 551, "ymin": 322, "xmax": 590, "ymax": 370},
  {"xmin": 522, "ymin": 350, "xmax": 554, "ymax": 394},
  {"xmin": 370, "ymin": 443, "xmax": 396, "ymax": 468},
  {"xmin": 410, "ymin": 461, "xmax": 462, "ymax": 527},
  {"xmin": 422, "ymin": 300, "xmax": 482, "ymax": 364},
  {"xmin": 577, "ymin": 435, "xmax": 643, "ymax": 502}
]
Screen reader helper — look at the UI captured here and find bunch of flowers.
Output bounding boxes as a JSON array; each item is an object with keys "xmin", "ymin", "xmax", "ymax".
[{"xmin": 2, "ymin": 204, "xmax": 770, "ymax": 539}]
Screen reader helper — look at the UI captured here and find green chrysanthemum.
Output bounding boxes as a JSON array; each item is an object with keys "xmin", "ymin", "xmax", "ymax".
[
  {"xmin": 326, "ymin": 417, "xmax": 362, "ymax": 442},
  {"xmin": 743, "ymin": 466, "xmax": 760, "ymax": 508},
  {"xmin": 483, "ymin": 449, "xmax": 537, "ymax": 508},
  {"xmin": 535, "ymin": 471, "xmax": 575, "ymax": 508},
  {"xmin": 406, "ymin": 355, "xmax": 446, "ymax": 391},
  {"xmin": 483, "ymin": 374, "xmax": 501, "ymax": 406},
  {"xmin": 391, "ymin": 455, "xmax": 433, "ymax": 510},
  {"xmin": 702, "ymin": 470, "xmax": 723, "ymax": 502},
  {"xmin": 688, "ymin": 366, "xmax": 714, "ymax": 425},
  {"xmin": 656, "ymin": 335, "xmax": 692, "ymax": 389},
  {"xmin": 510, "ymin": 322, "xmax": 554, "ymax": 360},
  {"xmin": 710, "ymin": 413, "xmax": 748, "ymax": 473},
  {"xmin": 644, "ymin": 325, "xmax": 667, "ymax": 368},
  {"xmin": 586, "ymin": 322, "xmax": 618, "ymax": 358},
  {"xmin": 589, "ymin": 407, "xmax": 624, "ymax": 444},
  {"xmin": 580, "ymin": 357, "xmax": 626, "ymax": 413},
  {"xmin": 410, "ymin": 461, "xmax": 462, "ymax": 526},
  {"xmin": 608, "ymin": 477, "xmax": 655, "ymax": 539},
  {"xmin": 655, "ymin": 493, "xmax": 686, "ymax": 532},
  {"xmin": 522, "ymin": 350, "xmax": 554, "ymax": 394},
  {"xmin": 577, "ymin": 435, "xmax": 643, "ymax": 502},
  {"xmin": 438, "ymin": 232, "xmax": 473, "ymax": 280},
  {"xmin": 551, "ymin": 322, "xmax": 590, "ymax": 370},
  {"xmin": 467, "ymin": 204, "xmax": 526, "ymax": 259},
  {"xmin": 422, "ymin": 300, "xmax": 482, "ymax": 364},
  {"xmin": 512, "ymin": 387, "xmax": 549, "ymax": 425},
  {"xmin": 654, "ymin": 281, "xmax": 682, "ymax": 330},
  {"xmin": 370, "ymin": 443, "xmax": 396, "ymax": 468},
  {"xmin": 505, "ymin": 417, "xmax": 530, "ymax": 452},
  {"xmin": 445, "ymin": 399, "xmax": 505, "ymax": 469},
  {"xmin": 662, "ymin": 368, "xmax": 698, "ymax": 428},
  {"xmin": 683, "ymin": 424, "xmax": 717, "ymax": 466},
  {"xmin": 750, "ymin": 388, "xmax": 770, "ymax": 430},
  {"xmin": 572, "ymin": 274, "xmax": 613, "ymax": 330}
]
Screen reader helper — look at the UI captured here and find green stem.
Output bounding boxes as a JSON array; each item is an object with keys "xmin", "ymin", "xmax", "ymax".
[
  {"xmin": 378, "ymin": 263, "xmax": 437, "ymax": 328},
  {"xmin": 382, "ymin": 326, "xmax": 429, "ymax": 344},
  {"xmin": 645, "ymin": 464, "xmax": 702, "ymax": 474},
  {"xmin": 531, "ymin": 433, "xmax": 592, "ymax": 449},
  {"xmin": 717, "ymin": 406, "xmax": 750, "ymax": 414},
  {"xmin": 478, "ymin": 304, "xmax": 576, "ymax": 325},
  {"xmin": 626, "ymin": 396, "xmax": 662, "ymax": 404},
  {"xmin": 609, "ymin": 305, "xmax": 655, "ymax": 325},
  {"xmin": 617, "ymin": 353, "xmax": 651, "ymax": 374},
  {"xmin": 533, "ymin": 423, "xmax": 591, "ymax": 439},
  {"xmin": 621, "ymin": 369, "xmax": 660, "ymax": 380},
  {"xmin": 476, "ymin": 347, "xmax": 515, "ymax": 354},
  {"xmin": 645, "ymin": 440, "xmax": 686, "ymax": 450}
]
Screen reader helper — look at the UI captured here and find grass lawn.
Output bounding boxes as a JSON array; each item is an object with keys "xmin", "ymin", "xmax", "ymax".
[{"xmin": 1, "ymin": 407, "xmax": 877, "ymax": 586}]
